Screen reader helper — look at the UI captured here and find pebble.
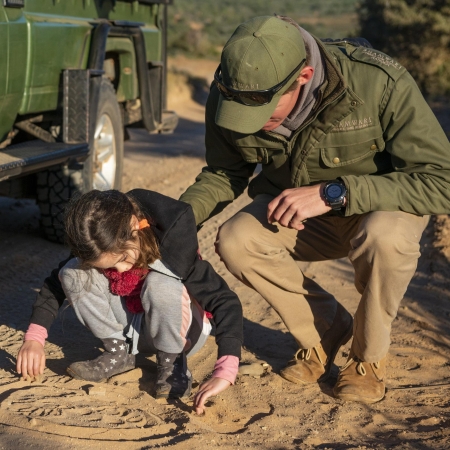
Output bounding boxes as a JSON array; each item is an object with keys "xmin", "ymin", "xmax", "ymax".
[
  {"xmin": 238, "ymin": 363, "xmax": 265, "ymax": 377},
  {"xmin": 88, "ymin": 385, "xmax": 106, "ymax": 396}
]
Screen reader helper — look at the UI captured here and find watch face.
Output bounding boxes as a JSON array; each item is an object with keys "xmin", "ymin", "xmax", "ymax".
[{"xmin": 327, "ymin": 184, "xmax": 344, "ymax": 199}]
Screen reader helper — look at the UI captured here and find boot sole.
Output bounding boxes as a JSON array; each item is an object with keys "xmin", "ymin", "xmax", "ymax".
[
  {"xmin": 155, "ymin": 383, "xmax": 192, "ymax": 399},
  {"xmin": 279, "ymin": 371, "xmax": 311, "ymax": 385},
  {"xmin": 334, "ymin": 390, "xmax": 385, "ymax": 404},
  {"xmin": 280, "ymin": 315, "xmax": 354, "ymax": 385},
  {"xmin": 66, "ymin": 365, "xmax": 135, "ymax": 383},
  {"xmin": 155, "ymin": 390, "xmax": 191, "ymax": 400}
]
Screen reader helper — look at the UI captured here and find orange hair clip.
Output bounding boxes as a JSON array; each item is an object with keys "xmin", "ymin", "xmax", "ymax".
[{"xmin": 139, "ymin": 219, "xmax": 150, "ymax": 230}]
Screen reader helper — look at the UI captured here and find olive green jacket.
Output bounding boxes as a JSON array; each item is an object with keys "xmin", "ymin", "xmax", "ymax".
[{"xmin": 180, "ymin": 39, "xmax": 450, "ymax": 225}]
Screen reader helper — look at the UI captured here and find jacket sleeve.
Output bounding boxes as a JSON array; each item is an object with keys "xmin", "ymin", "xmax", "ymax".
[
  {"xmin": 183, "ymin": 257, "xmax": 243, "ymax": 359},
  {"xmin": 342, "ymin": 71, "xmax": 450, "ymax": 216},
  {"xmin": 29, "ymin": 255, "xmax": 73, "ymax": 331},
  {"xmin": 179, "ymin": 86, "xmax": 255, "ymax": 226}
]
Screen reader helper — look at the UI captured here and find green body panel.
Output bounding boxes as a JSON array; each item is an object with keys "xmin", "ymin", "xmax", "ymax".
[
  {"xmin": 0, "ymin": 0, "xmax": 164, "ymax": 141},
  {"xmin": 0, "ymin": 8, "xmax": 9, "ymax": 126},
  {"xmin": 0, "ymin": 7, "xmax": 28, "ymax": 140},
  {"xmin": 105, "ymin": 37, "xmax": 138, "ymax": 101},
  {"xmin": 21, "ymin": 15, "xmax": 92, "ymax": 114}
]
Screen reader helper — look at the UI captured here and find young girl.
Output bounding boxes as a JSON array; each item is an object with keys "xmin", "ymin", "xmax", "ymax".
[{"xmin": 16, "ymin": 189, "xmax": 243, "ymax": 414}]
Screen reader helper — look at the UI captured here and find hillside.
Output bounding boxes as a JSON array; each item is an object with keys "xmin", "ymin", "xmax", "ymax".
[{"xmin": 167, "ymin": 0, "xmax": 359, "ymax": 57}]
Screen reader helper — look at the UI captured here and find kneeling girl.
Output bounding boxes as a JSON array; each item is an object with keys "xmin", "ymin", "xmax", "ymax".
[{"xmin": 17, "ymin": 189, "xmax": 243, "ymax": 414}]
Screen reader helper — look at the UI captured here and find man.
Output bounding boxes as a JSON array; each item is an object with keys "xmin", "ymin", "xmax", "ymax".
[{"xmin": 179, "ymin": 15, "xmax": 450, "ymax": 403}]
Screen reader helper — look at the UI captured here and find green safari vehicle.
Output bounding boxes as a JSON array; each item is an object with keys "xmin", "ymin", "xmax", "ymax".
[{"xmin": 0, "ymin": 0, "xmax": 178, "ymax": 241}]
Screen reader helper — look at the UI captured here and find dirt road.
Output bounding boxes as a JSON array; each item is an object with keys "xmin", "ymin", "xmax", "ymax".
[{"xmin": 0, "ymin": 62, "xmax": 449, "ymax": 449}]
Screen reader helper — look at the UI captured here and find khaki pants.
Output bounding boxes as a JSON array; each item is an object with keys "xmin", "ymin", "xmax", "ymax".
[{"xmin": 216, "ymin": 194, "xmax": 429, "ymax": 363}]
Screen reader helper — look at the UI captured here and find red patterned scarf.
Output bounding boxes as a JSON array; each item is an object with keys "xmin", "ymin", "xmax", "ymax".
[{"xmin": 103, "ymin": 268, "xmax": 149, "ymax": 313}]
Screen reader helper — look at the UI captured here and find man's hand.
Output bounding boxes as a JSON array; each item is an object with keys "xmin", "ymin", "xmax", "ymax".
[
  {"xmin": 16, "ymin": 340, "xmax": 46, "ymax": 380},
  {"xmin": 193, "ymin": 377, "xmax": 232, "ymax": 415},
  {"xmin": 267, "ymin": 183, "xmax": 330, "ymax": 230}
]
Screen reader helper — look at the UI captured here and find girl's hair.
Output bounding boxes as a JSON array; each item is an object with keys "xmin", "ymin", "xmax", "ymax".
[{"xmin": 64, "ymin": 189, "xmax": 160, "ymax": 269}]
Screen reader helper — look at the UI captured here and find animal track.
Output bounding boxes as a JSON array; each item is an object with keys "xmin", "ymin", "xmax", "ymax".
[{"xmin": 4, "ymin": 388, "xmax": 158, "ymax": 428}]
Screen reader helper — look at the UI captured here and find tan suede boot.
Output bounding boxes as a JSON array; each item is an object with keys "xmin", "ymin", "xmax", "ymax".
[
  {"xmin": 333, "ymin": 353, "xmax": 386, "ymax": 403},
  {"xmin": 280, "ymin": 302, "xmax": 353, "ymax": 384}
]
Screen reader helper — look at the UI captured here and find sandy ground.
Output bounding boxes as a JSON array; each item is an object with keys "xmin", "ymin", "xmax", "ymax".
[{"xmin": 0, "ymin": 58, "xmax": 449, "ymax": 449}]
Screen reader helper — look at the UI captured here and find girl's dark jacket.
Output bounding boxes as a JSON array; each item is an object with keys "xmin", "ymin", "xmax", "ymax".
[{"xmin": 29, "ymin": 189, "xmax": 243, "ymax": 359}]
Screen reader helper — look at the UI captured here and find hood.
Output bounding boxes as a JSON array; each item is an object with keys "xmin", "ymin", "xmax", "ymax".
[{"xmin": 127, "ymin": 189, "xmax": 199, "ymax": 280}]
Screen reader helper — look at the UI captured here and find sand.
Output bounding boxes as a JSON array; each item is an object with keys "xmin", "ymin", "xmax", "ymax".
[{"xmin": 0, "ymin": 58, "xmax": 449, "ymax": 449}]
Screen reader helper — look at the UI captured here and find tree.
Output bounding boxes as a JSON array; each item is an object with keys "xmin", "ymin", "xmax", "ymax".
[{"xmin": 357, "ymin": 0, "xmax": 450, "ymax": 96}]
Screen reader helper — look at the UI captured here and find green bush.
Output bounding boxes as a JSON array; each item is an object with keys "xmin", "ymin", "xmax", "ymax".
[
  {"xmin": 357, "ymin": 0, "xmax": 450, "ymax": 96},
  {"xmin": 168, "ymin": 0, "xmax": 359, "ymax": 58}
]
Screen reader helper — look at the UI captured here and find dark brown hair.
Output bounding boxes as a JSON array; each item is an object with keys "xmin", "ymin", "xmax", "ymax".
[{"xmin": 64, "ymin": 189, "xmax": 160, "ymax": 269}]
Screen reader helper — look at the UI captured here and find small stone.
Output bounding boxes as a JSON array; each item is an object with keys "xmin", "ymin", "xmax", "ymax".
[
  {"xmin": 238, "ymin": 363, "xmax": 265, "ymax": 377},
  {"xmin": 88, "ymin": 385, "xmax": 106, "ymax": 396},
  {"xmin": 29, "ymin": 418, "xmax": 38, "ymax": 426}
]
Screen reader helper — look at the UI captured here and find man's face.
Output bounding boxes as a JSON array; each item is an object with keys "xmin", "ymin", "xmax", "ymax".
[{"xmin": 261, "ymin": 81, "xmax": 302, "ymax": 132}]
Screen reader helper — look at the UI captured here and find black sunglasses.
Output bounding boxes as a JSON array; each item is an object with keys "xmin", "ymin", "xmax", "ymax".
[{"xmin": 213, "ymin": 58, "xmax": 306, "ymax": 106}]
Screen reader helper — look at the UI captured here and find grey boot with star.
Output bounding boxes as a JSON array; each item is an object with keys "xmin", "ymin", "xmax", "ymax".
[
  {"xmin": 155, "ymin": 350, "xmax": 192, "ymax": 399},
  {"xmin": 67, "ymin": 338, "xmax": 135, "ymax": 382}
]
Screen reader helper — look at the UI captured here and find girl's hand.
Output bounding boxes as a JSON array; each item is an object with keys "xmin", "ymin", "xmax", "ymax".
[
  {"xmin": 16, "ymin": 340, "xmax": 46, "ymax": 380},
  {"xmin": 194, "ymin": 377, "xmax": 231, "ymax": 415}
]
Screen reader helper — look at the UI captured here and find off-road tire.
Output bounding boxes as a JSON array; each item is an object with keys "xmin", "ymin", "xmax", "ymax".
[{"xmin": 37, "ymin": 79, "xmax": 124, "ymax": 243}]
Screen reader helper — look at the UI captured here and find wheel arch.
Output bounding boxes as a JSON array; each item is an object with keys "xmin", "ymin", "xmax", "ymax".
[{"xmin": 87, "ymin": 22, "xmax": 159, "ymax": 134}]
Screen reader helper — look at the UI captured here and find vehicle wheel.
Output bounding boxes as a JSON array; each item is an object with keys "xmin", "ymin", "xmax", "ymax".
[
  {"xmin": 37, "ymin": 78, "xmax": 124, "ymax": 243},
  {"xmin": 88, "ymin": 78, "xmax": 124, "ymax": 191}
]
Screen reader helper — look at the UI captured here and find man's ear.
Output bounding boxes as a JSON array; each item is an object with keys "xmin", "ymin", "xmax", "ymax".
[{"xmin": 298, "ymin": 66, "xmax": 314, "ymax": 86}]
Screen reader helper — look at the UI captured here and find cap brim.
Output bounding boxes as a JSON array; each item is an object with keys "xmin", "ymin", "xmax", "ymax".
[{"xmin": 215, "ymin": 92, "xmax": 280, "ymax": 134}]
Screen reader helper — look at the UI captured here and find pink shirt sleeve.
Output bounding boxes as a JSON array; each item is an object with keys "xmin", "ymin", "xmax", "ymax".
[
  {"xmin": 24, "ymin": 323, "xmax": 48, "ymax": 347},
  {"xmin": 212, "ymin": 355, "xmax": 239, "ymax": 385}
]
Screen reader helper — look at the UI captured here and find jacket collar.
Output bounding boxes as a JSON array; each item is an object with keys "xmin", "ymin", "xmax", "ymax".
[{"xmin": 127, "ymin": 189, "xmax": 198, "ymax": 280}]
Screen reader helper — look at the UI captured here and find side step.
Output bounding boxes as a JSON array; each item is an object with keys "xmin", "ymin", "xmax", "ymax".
[{"xmin": 0, "ymin": 140, "xmax": 89, "ymax": 182}]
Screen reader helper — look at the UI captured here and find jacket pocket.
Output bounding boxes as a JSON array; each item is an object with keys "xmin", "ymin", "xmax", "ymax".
[{"xmin": 320, "ymin": 135, "xmax": 385, "ymax": 168}]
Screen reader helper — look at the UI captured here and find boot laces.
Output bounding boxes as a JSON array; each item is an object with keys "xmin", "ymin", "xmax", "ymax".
[
  {"xmin": 294, "ymin": 346, "xmax": 325, "ymax": 365},
  {"xmin": 341, "ymin": 356, "xmax": 380, "ymax": 376},
  {"xmin": 295, "ymin": 348, "xmax": 312, "ymax": 361},
  {"xmin": 356, "ymin": 361, "xmax": 366, "ymax": 376}
]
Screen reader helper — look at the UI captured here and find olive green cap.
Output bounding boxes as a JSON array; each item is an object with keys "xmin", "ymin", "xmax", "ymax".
[{"xmin": 215, "ymin": 16, "xmax": 306, "ymax": 134}]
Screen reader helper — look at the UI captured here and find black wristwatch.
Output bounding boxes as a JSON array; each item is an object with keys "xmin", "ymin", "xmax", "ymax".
[{"xmin": 323, "ymin": 179, "xmax": 347, "ymax": 210}]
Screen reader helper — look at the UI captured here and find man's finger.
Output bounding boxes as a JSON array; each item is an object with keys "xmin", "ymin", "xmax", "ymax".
[
  {"xmin": 288, "ymin": 217, "xmax": 306, "ymax": 231},
  {"xmin": 267, "ymin": 196, "xmax": 283, "ymax": 223}
]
